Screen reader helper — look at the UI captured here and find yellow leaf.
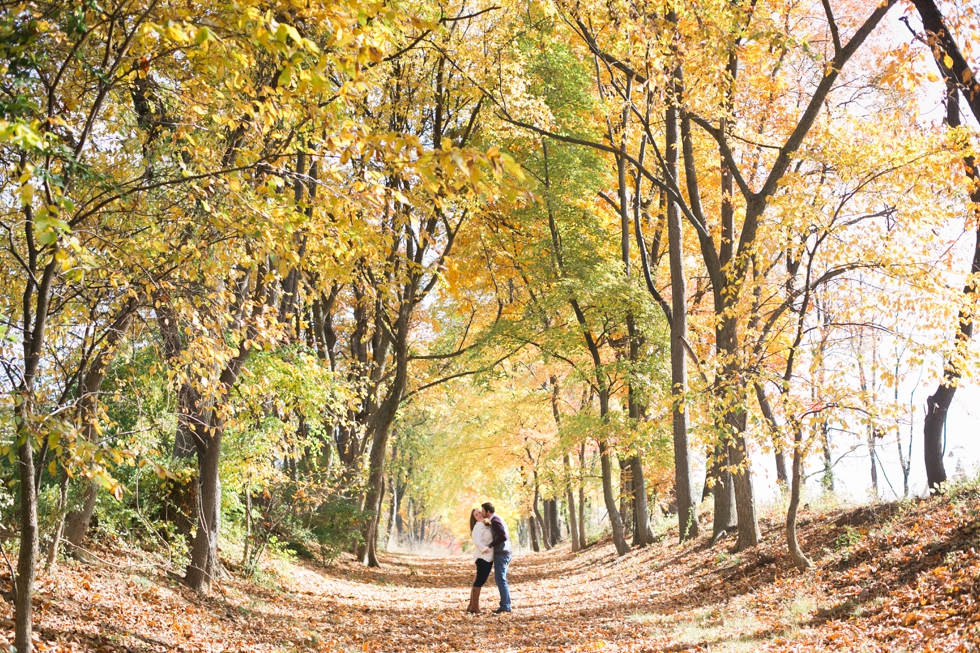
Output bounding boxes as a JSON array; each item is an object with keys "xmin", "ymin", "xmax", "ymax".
[{"xmin": 944, "ymin": 54, "xmax": 954, "ymax": 69}]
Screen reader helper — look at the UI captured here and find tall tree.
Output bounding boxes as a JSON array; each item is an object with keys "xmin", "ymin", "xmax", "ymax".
[{"xmin": 908, "ymin": 0, "xmax": 980, "ymax": 492}]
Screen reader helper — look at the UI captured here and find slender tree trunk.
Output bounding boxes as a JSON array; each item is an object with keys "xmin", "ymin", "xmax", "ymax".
[
  {"xmin": 578, "ymin": 444, "xmax": 587, "ymax": 548},
  {"xmin": 242, "ymin": 488, "xmax": 252, "ymax": 567},
  {"xmin": 665, "ymin": 96, "xmax": 699, "ymax": 542},
  {"xmin": 564, "ymin": 453, "xmax": 580, "ymax": 552},
  {"xmin": 546, "ymin": 498, "xmax": 561, "ymax": 545},
  {"xmin": 528, "ymin": 514, "xmax": 540, "ymax": 552},
  {"xmin": 15, "ymin": 405, "xmax": 38, "ymax": 653},
  {"xmin": 754, "ymin": 383, "xmax": 788, "ymax": 485},
  {"xmin": 598, "ymin": 397, "xmax": 630, "ymax": 557},
  {"xmin": 821, "ymin": 421, "xmax": 835, "ymax": 492},
  {"xmin": 386, "ymin": 478, "xmax": 399, "ymax": 549},
  {"xmin": 14, "ymin": 232, "xmax": 59, "ymax": 653},
  {"xmin": 550, "ymin": 377, "xmax": 580, "ymax": 551},
  {"xmin": 541, "ymin": 497, "xmax": 552, "ymax": 546},
  {"xmin": 868, "ymin": 426, "xmax": 879, "ymax": 499},
  {"xmin": 619, "ymin": 473, "xmax": 632, "ymax": 542},
  {"xmin": 532, "ymin": 484, "xmax": 550, "ymax": 551},
  {"xmin": 182, "ymin": 271, "xmax": 265, "ymax": 591},
  {"xmin": 908, "ymin": 0, "xmax": 980, "ymax": 491},
  {"xmin": 45, "ymin": 472, "xmax": 70, "ymax": 571},
  {"xmin": 57, "ymin": 300, "xmax": 137, "ymax": 555},
  {"xmin": 628, "ymin": 456, "xmax": 654, "ymax": 545},
  {"xmin": 786, "ymin": 423, "xmax": 812, "ymax": 570}
]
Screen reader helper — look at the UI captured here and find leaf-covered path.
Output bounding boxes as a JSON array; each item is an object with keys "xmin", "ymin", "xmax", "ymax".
[{"xmin": 3, "ymin": 492, "xmax": 980, "ymax": 652}]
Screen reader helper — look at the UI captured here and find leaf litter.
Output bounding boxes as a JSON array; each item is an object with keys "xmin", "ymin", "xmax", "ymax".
[{"xmin": 1, "ymin": 488, "xmax": 978, "ymax": 652}]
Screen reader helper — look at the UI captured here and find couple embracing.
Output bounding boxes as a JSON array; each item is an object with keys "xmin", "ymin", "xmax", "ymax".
[{"xmin": 467, "ymin": 502, "xmax": 512, "ymax": 614}]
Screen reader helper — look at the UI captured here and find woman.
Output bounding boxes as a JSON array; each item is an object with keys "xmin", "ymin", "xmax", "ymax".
[{"xmin": 467, "ymin": 508, "xmax": 494, "ymax": 613}]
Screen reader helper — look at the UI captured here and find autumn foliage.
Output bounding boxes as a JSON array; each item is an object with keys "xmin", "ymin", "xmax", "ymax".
[{"xmin": 0, "ymin": 0, "xmax": 979, "ymax": 651}]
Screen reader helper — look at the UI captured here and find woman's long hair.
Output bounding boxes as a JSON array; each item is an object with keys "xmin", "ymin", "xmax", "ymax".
[{"xmin": 469, "ymin": 509, "xmax": 479, "ymax": 532}]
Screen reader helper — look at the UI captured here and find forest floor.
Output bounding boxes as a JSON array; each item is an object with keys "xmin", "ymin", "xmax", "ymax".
[{"xmin": 2, "ymin": 486, "xmax": 979, "ymax": 652}]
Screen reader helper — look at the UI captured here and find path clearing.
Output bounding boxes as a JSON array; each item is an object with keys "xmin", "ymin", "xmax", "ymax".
[{"xmin": 3, "ymin": 494, "xmax": 979, "ymax": 652}]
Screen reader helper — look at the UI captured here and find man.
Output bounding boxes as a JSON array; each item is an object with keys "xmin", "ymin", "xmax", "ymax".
[{"xmin": 481, "ymin": 502, "xmax": 512, "ymax": 613}]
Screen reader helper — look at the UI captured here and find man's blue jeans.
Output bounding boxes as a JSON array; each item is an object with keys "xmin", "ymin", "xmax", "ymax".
[{"xmin": 493, "ymin": 552, "xmax": 512, "ymax": 611}]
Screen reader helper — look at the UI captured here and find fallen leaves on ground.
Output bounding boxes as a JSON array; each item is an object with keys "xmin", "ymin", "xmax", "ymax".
[{"xmin": 1, "ymin": 489, "xmax": 979, "ymax": 652}]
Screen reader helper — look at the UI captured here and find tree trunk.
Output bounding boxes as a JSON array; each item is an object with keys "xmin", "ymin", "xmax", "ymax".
[
  {"xmin": 546, "ymin": 498, "xmax": 561, "ymax": 545},
  {"xmin": 65, "ymin": 487, "xmax": 98, "ymax": 548},
  {"xmin": 45, "ymin": 472, "xmax": 70, "ymax": 571},
  {"xmin": 181, "ymin": 269, "xmax": 265, "ymax": 592},
  {"xmin": 821, "ymin": 421, "xmax": 835, "ymax": 492},
  {"xmin": 578, "ymin": 444, "xmax": 587, "ymax": 548},
  {"xmin": 665, "ymin": 97, "xmax": 699, "ymax": 543},
  {"xmin": 532, "ymin": 484, "xmax": 550, "ymax": 550},
  {"xmin": 358, "ymin": 301, "xmax": 411, "ymax": 567},
  {"xmin": 708, "ymin": 448, "xmax": 737, "ymax": 544},
  {"xmin": 629, "ymin": 456, "xmax": 654, "ymax": 545},
  {"xmin": 599, "ymin": 434, "xmax": 630, "ymax": 556},
  {"xmin": 728, "ymin": 427, "xmax": 761, "ymax": 551},
  {"xmin": 242, "ymin": 488, "xmax": 252, "ymax": 567},
  {"xmin": 922, "ymin": 142, "xmax": 978, "ymax": 492},
  {"xmin": 386, "ymin": 478, "xmax": 399, "ymax": 549},
  {"xmin": 541, "ymin": 497, "xmax": 552, "ymax": 546},
  {"xmin": 528, "ymin": 515, "xmax": 540, "ymax": 552},
  {"xmin": 184, "ymin": 427, "xmax": 223, "ymax": 592},
  {"xmin": 754, "ymin": 382, "xmax": 788, "ymax": 486},
  {"xmin": 57, "ymin": 300, "xmax": 137, "ymax": 556},
  {"xmin": 564, "ymin": 452, "xmax": 580, "ymax": 552},
  {"xmin": 363, "ymin": 477, "xmax": 385, "ymax": 565},
  {"xmin": 14, "ymin": 238, "xmax": 59, "ymax": 653},
  {"xmin": 868, "ymin": 426, "xmax": 879, "ymax": 499},
  {"xmin": 550, "ymin": 377, "xmax": 578, "ymax": 550},
  {"xmin": 786, "ymin": 423, "xmax": 812, "ymax": 570},
  {"xmin": 718, "ymin": 314, "xmax": 760, "ymax": 551},
  {"xmin": 15, "ymin": 409, "xmax": 38, "ymax": 653},
  {"xmin": 619, "ymin": 463, "xmax": 632, "ymax": 541}
]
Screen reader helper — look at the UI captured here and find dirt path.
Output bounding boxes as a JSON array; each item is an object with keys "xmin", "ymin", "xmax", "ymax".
[
  {"xmin": 292, "ymin": 547, "xmax": 662, "ymax": 652},
  {"xmin": 3, "ymin": 494, "xmax": 979, "ymax": 652},
  {"xmin": 1, "ymin": 539, "xmax": 683, "ymax": 652}
]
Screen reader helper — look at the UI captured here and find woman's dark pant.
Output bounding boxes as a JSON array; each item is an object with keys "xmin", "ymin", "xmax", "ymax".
[{"xmin": 473, "ymin": 558, "xmax": 493, "ymax": 587}]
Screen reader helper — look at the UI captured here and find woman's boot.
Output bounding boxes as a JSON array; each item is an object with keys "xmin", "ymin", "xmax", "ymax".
[{"xmin": 467, "ymin": 586, "xmax": 481, "ymax": 613}]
